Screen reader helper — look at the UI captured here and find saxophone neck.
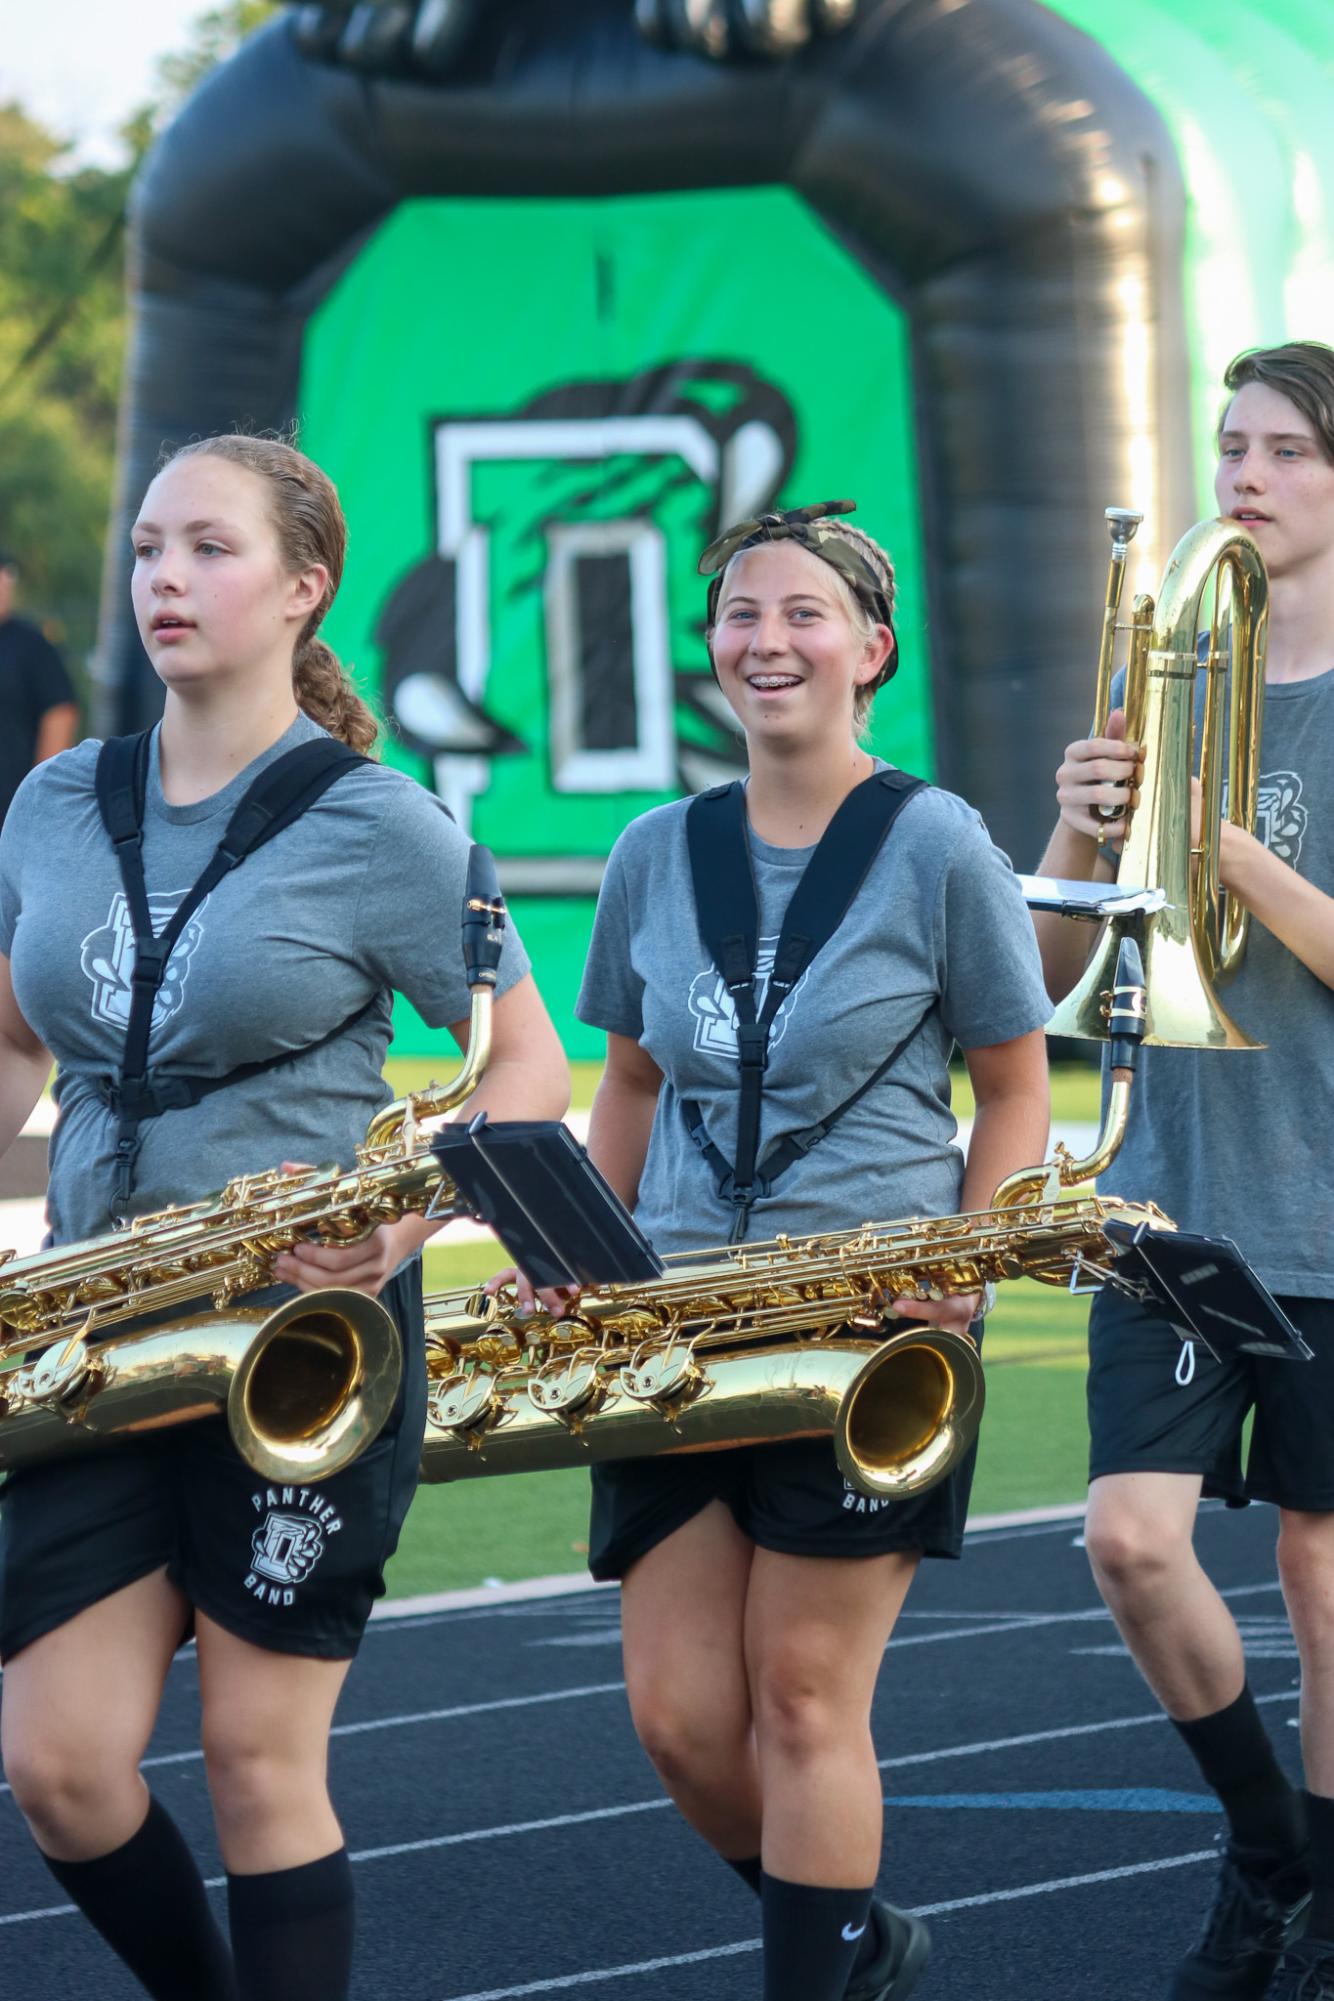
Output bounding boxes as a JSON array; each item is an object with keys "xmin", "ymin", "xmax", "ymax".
[
  {"xmin": 364, "ymin": 984, "xmax": 495, "ymax": 1152},
  {"xmin": 364, "ymin": 843, "xmax": 505, "ymax": 1152},
  {"xmin": 993, "ymin": 933, "xmax": 1147, "ymax": 1209}
]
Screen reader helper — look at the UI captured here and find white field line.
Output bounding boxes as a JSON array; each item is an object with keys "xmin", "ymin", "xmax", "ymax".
[
  {"xmin": 0, "ymin": 1110, "xmax": 597, "ymax": 1254},
  {"xmin": 429, "ymin": 1847, "xmax": 1218, "ymax": 2001}
]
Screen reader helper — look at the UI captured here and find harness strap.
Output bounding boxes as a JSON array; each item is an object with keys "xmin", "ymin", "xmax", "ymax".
[
  {"xmin": 683, "ymin": 768, "xmax": 926, "ymax": 1241},
  {"xmin": 92, "ymin": 732, "xmax": 369, "ymax": 1214}
]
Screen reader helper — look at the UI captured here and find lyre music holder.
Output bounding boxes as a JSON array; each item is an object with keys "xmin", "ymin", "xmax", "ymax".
[{"xmin": 429, "ymin": 1116, "xmax": 665, "ymax": 1290}]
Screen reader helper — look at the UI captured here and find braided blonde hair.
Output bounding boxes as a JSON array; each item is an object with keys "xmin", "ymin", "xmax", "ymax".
[
  {"xmin": 817, "ymin": 520, "xmax": 897, "ymax": 734},
  {"xmin": 161, "ymin": 434, "xmax": 380, "ymax": 755}
]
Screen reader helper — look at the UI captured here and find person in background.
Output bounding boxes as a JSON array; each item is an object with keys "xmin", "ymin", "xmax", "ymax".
[
  {"xmin": 0, "ymin": 549, "xmax": 79, "ymax": 826},
  {"xmin": 1032, "ymin": 340, "xmax": 1334, "ymax": 2001}
]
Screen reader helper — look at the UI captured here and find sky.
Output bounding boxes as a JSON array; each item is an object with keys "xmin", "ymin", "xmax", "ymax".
[{"xmin": 1, "ymin": 0, "xmax": 216, "ymax": 166}]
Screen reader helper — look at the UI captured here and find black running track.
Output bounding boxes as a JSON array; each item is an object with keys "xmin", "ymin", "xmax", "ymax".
[{"xmin": 0, "ymin": 1502, "xmax": 1300, "ymax": 2000}]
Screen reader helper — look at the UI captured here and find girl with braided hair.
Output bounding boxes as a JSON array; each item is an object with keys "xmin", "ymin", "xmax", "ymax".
[
  {"xmin": 567, "ymin": 501, "xmax": 1052, "ymax": 2000},
  {"xmin": 0, "ymin": 434, "xmax": 567, "ymax": 2000}
]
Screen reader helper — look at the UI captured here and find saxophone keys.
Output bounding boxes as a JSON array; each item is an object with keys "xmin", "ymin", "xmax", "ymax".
[
  {"xmin": 12, "ymin": 1334, "xmax": 99, "ymax": 1411},
  {"xmin": 428, "ymin": 1371, "xmax": 505, "ymax": 1439},
  {"xmin": 619, "ymin": 1342, "xmax": 702, "ymax": 1410},
  {"xmin": 526, "ymin": 1356, "xmax": 608, "ymax": 1430}
]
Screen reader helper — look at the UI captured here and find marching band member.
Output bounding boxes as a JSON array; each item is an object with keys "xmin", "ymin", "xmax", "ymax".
[
  {"xmin": 571, "ymin": 503, "xmax": 1051, "ymax": 2001},
  {"xmin": 0, "ymin": 435, "xmax": 567, "ymax": 2000},
  {"xmin": 1034, "ymin": 341, "xmax": 1334, "ymax": 2001}
]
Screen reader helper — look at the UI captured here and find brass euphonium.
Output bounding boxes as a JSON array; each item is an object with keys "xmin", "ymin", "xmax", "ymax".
[
  {"xmin": 0, "ymin": 847, "xmax": 506, "ymax": 1483},
  {"xmin": 1047, "ymin": 507, "xmax": 1269, "ymax": 1049},
  {"xmin": 418, "ymin": 1193, "xmax": 1172, "ymax": 1499}
]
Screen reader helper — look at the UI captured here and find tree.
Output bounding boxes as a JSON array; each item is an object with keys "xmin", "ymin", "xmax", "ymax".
[{"xmin": 0, "ymin": 3, "xmax": 280, "ymax": 672}]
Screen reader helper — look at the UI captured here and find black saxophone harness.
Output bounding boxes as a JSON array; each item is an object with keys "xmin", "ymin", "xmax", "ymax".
[
  {"xmin": 681, "ymin": 769, "xmax": 927, "ymax": 1244},
  {"xmin": 92, "ymin": 730, "xmax": 373, "ymax": 1215}
]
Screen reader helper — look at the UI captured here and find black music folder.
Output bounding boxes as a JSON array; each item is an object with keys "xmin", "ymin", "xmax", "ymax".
[
  {"xmin": 430, "ymin": 1117, "xmax": 665, "ymax": 1290},
  {"xmin": 1104, "ymin": 1221, "xmax": 1313, "ymax": 1362}
]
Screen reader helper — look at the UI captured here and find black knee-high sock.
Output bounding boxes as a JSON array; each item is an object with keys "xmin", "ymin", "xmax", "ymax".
[
  {"xmin": 1171, "ymin": 1685, "xmax": 1307, "ymax": 1862},
  {"xmin": 1304, "ymin": 1793, "xmax": 1334, "ymax": 1939},
  {"xmin": 724, "ymin": 1853, "xmax": 764, "ymax": 1896},
  {"xmin": 40, "ymin": 1795, "xmax": 236, "ymax": 2001},
  {"xmin": 227, "ymin": 1848, "xmax": 354, "ymax": 2001},
  {"xmin": 760, "ymin": 1873, "xmax": 875, "ymax": 2001}
]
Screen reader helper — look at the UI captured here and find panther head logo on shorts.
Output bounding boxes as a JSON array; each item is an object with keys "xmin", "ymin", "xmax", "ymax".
[{"xmin": 250, "ymin": 1511, "xmax": 326, "ymax": 1586}]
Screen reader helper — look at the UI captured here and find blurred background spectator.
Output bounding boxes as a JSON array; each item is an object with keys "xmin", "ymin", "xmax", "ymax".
[{"xmin": 0, "ymin": 548, "xmax": 79, "ymax": 826}]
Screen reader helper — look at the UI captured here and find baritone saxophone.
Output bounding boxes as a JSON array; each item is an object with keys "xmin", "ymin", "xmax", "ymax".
[
  {"xmin": 0, "ymin": 847, "xmax": 507, "ymax": 1483},
  {"xmin": 420, "ymin": 1194, "xmax": 1171, "ymax": 1499}
]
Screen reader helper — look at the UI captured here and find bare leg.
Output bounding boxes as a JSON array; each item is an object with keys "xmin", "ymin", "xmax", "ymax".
[
  {"xmin": 1084, "ymin": 1471, "xmax": 1245, "ymax": 1719},
  {"xmin": 1, "ymin": 1567, "xmax": 190, "ymax": 1858},
  {"xmin": 196, "ymin": 1613, "xmax": 353, "ymax": 1872},
  {"xmin": 1277, "ymin": 1510, "xmax": 1334, "ymax": 1792},
  {"xmin": 744, "ymin": 1547, "xmax": 918, "ymax": 1885},
  {"xmin": 618, "ymin": 1500, "xmax": 762, "ymax": 1859}
]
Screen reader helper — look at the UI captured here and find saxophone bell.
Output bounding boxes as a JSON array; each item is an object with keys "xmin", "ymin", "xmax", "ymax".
[
  {"xmin": 836, "ymin": 1321, "xmax": 986, "ymax": 1499},
  {"xmin": 227, "ymin": 1287, "xmax": 402, "ymax": 1481},
  {"xmin": 0, "ymin": 1287, "xmax": 402, "ymax": 1483}
]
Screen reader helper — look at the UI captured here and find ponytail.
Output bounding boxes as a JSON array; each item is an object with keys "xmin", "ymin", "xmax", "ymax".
[{"xmin": 293, "ymin": 635, "xmax": 380, "ymax": 754}]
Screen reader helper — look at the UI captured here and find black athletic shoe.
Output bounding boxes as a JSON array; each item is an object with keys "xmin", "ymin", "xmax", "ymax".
[
  {"xmin": 1269, "ymin": 1941, "xmax": 1334, "ymax": 1999},
  {"xmin": 844, "ymin": 1897, "xmax": 932, "ymax": 2001},
  {"xmin": 1170, "ymin": 1851, "xmax": 1312, "ymax": 2000}
]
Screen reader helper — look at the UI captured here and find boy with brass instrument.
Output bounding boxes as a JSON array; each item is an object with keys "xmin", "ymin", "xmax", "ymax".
[{"xmin": 1034, "ymin": 340, "xmax": 1334, "ymax": 2001}]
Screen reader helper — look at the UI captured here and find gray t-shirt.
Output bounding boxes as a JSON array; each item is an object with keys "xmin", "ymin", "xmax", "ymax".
[
  {"xmin": 0, "ymin": 714, "xmax": 530, "ymax": 1245},
  {"xmin": 576, "ymin": 777, "xmax": 1050, "ymax": 1256},
  {"xmin": 1100, "ymin": 664, "xmax": 1334, "ymax": 1296}
]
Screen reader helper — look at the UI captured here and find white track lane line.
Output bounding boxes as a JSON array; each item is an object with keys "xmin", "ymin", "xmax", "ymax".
[
  {"xmin": 0, "ymin": 1583, "xmax": 1290, "ymax": 1799},
  {"xmin": 880, "ymin": 1685, "xmax": 1297, "ymax": 1771},
  {"xmin": 0, "ymin": 1841, "xmax": 1225, "ymax": 1940},
  {"xmin": 0, "ymin": 1693, "xmax": 1296, "ymax": 1929},
  {"xmin": 433, "ymin": 1848, "xmax": 1220, "ymax": 2000},
  {"xmin": 0, "ymin": 1682, "xmax": 626, "ymax": 1796}
]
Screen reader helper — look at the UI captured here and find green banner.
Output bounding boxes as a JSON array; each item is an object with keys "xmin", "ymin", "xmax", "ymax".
[{"xmin": 298, "ymin": 187, "xmax": 928, "ymax": 1057}]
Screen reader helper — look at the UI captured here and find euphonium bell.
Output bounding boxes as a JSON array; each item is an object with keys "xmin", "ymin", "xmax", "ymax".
[{"xmin": 1048, "ymin": 509, "xmax": 1268, "ymax": 1051}]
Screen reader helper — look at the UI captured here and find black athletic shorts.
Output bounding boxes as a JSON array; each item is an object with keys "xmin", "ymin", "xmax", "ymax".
[
  {"xmin": 1087, "ymin": 1286, "xmax": 1334, "ymax": 1511},
  {"xmin": 587, "ymin": 1320, "xmax": 985, "ymax": 1581},
  {"xmin": 0, "ymin": 1262, "xmax": 427, "ymax": 1664}
]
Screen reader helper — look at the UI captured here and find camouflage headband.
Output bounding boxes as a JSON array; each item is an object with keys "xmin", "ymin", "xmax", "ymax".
[{"xmin": 699, "ymin": 499, "xmax": 897, "ymax": 681}]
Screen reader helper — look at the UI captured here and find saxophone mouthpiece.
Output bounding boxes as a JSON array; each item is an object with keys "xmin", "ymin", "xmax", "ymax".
[
  {"xmin": 1106, "ymin": 935, "xmax": 1148, "ymax": 1074},
  {"xmin": 462, "ymin": 844, "xmax": 506, "ymax": 989}
]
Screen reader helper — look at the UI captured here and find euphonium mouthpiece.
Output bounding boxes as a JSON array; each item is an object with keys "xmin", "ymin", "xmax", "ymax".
[{"xmin": 1105, "ymin": 505, "xmax": 1144, "ymax": 551}]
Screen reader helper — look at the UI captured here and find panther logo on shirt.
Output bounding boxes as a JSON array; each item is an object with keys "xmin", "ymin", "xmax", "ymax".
[
  {"xmin": 1255, "ymin": 772, "xmax": 1306, "ymax": 865},
  {"xmin": 688, "ymin": 935, "xmax": 811, "ymax": 1059},
  {"xmin": 79, "ymin": 891, "xmax": 208, "ymax": 1031}
]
